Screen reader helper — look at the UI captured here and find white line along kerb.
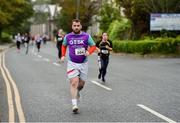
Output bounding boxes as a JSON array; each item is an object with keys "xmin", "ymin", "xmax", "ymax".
[
  {"xmin": 3, "ymin": 53, "xmax": 26, "ymax": 123},
  {"xmin": 137, "ymin": 104, "xmax": 176, "ymax": 123},
  {"xmin": 91, "ymin": 80, "xmax": 112, "ymax": 91}
]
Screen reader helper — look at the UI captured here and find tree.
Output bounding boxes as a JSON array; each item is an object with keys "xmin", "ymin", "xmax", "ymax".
[
  {"xmin": 141, "ymin": 0, "xmax": 180, "ymax": 13},
  {"xmin": 115, "ymin": 0, "xmax": 180, "ymax": 39},
  {"xmin": 32, "ymin": 0, "xmax": 51, "ymax": 4},
  {"xmin": 10, "ymin": 1, "xmax": 34, "ymax": 33},
  {"xmin": 98, "ymin": 0, "xmax": 121, "ymax": 32},
  {"xmin": 0, "ymin": 0, "xmax": 34, "ymax": 40},
  {"xmin": 52, "ymin": 0, "xmax": 101, "ymax": 33},
  {"xmin": 107, "ymin": 18, "xmax": 131, "ymax": 40},
  {"xmin": 115, "ymin": 0, "xmax": 147, "ymax": 39}
]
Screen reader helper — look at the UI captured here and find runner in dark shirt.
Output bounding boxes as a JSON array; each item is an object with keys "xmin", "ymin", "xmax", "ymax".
[
  {"xmin": 55, "ymin": 29, "xmax": 64, "ymax": 62},
  {"xmin": 96, "ymin": 32, "xmax": 113, "ymax": 82}
]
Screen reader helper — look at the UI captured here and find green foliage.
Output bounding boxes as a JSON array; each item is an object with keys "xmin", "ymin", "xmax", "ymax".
[
  {"xmin": 98, "ymin": 1, "xmax": 120, "ymax": 32},
  {"xmin": 0, "ymin": 0, "xmax": 34, "ymax": 27},
  {"xmin": 0, "ymin": 0, "xmax": 34, "ymax": 40},
  {"xmin": 115, "ymin": 0, "xmax": 180, "ymax": 39},
  {"xmin": 53, "ymin": 0, "xmax": 101, "ymax": 32},
  {"xmin": 159, "ymin": 30, "xmax": 178, "ymax": 38},
  {"xmin": 0, "ymin": 32, "xmax": 12, "ymax": 44},
  {"xmin": 141, "ymin": 0, "xmax": 180, "ymax": 13},
  {"xmin": 107, "ymin": 18, "xmax": 131, "ymax": 40},
  {"xmin": 113, "ymin": 37, "xmax": 180, "ymax": 54},
  {"xmin": 32, "ymin": 0, "xmax": 51, "ymax": 4},
  {"xmin": 12, "ymin": 21, "xmax": 32, "ymax": 34},
  {"xmin": 55, "ymin": 9, "xmax": 74, "ymax": 33}
]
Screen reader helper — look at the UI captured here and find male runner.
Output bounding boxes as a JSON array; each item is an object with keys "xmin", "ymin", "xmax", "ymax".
[{"xmin": 61, "ymin": 19, "xmax": 96, "ymax": 113}]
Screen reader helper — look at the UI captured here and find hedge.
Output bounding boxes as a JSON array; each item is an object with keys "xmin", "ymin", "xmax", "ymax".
[{"xmin": 113, "ymin": 37, "xmax": 180, "ymax": 54}]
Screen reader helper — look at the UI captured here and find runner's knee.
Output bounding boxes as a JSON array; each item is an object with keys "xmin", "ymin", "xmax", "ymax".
[
  {"xmin": 70, "ymin": 78, "xmax": 79, "ymax": 88},
  {"xmin": 78, "ymin": 80, "xmax": 85, "ymax": 90}
]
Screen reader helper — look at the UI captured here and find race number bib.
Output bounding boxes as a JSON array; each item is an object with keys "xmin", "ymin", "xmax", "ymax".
[
  {"xmin": 75, "ymin": 47, "xmax": 86, "ymax": 55},
  {"xmin": 101, "ymin": 50, "xmax": 108, "ymax": 54},
  {"xmin": 58, "ymin": 37, "xmax": 62, "ymax": 41}
]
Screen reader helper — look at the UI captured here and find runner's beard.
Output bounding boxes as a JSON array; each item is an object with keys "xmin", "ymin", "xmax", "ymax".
[{"xmin": 73, "ymin": 29, "xmax": 81, "ymax": 34}]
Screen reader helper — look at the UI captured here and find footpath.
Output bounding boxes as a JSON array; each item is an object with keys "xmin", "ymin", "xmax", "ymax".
[{"xmin": 0, "ymin": 43, "xmax": 14, "ymax": 53}]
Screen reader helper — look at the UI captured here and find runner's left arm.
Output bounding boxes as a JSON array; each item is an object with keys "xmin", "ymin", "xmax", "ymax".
[{"xmin": 105, "ymin": 40, "xmax": 113, "ymax": 51}]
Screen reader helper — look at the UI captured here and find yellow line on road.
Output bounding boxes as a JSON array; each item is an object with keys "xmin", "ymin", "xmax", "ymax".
[
  {"xmin": 0, "ymin": 53, "xmax": 15, "ymax": 122},
  {"xmin": 2, "ymin": 52, "xmax": 26, "ymax": 123}
]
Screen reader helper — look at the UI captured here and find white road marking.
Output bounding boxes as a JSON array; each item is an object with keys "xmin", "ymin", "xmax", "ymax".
[
  {"xmin": 53, "ymin": 62, "xmax": 61, "ymax": 67},
  {"xmin": 43, "ymin": 58, "xmax": 50, "ymax": 62},
  {"xmin": 38, "ymin": 55, "xmax": 42, "ymax": 58},
  {"xmin": 137, "ymin": 104, "xmax": 176, "ymax": 123},
  {"xmin": 91, "ymin": 80, "xmax": 112, "ymax": 91}
]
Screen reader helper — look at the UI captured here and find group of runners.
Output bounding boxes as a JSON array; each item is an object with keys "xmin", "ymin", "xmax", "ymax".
[{"xmin": 15, "ymin": 33, "xmax": 48, "ymax": 54}]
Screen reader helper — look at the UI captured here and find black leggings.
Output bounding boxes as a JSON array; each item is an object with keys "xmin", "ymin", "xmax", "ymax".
[
  {"xmin": 16, "ymin": 41, "xmax": 21, "ymax": 49},
  {"xmin": 36, "ymin": 42, "xmax": 41, "ymax": 52},
  {"xmin": 99, "ymin": 58, "xmax": 109, "ymax": 78},
  {"xmin": 57, "ymin": 42, "xmax": 62, "ymax": 59}
]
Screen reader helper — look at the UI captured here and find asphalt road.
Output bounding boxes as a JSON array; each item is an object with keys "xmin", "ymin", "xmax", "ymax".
[{"xmin": 1, "ymin": 42, "xmax": 180, "ymax": 122}]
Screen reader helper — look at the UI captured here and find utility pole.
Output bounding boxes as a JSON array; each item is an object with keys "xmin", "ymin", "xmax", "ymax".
[{"xmin": 76, "ymin": 0, "xmax": 80, "ymax": 19}]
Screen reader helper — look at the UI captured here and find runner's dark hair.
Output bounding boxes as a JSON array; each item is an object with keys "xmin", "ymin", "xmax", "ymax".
[{"xmin": 72, "ymin": 19, "xmax": 81, "ymax": 24}]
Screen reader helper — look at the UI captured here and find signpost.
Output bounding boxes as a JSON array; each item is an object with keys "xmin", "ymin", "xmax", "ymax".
[{"xmin": 150, "ymin": 13, "xmax": 180, "ymax": 31}]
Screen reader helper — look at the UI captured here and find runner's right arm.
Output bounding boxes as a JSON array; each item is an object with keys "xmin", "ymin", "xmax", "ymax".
[
  {"xmin": 61, "ymin": 35, "xmax": 67, "ymax": 61},
  {"xmin": 61, "ymin": 45, "xmax": 67, "ymax": 57}
]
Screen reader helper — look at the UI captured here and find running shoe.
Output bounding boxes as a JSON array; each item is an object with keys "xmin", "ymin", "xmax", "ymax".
[
  {"xmin": 102, "ymin": 77, "xmax": 105, "ymax": 82},
  {"xmin": 72, "ymin": 105, "xmax": 79, "ymax": 113},
  {"xmin": 98, "ymin": 73, "xmax": 101, "ymax": 79},
  {"xmin": 57, "ymin": 59, "xmax": 61, "ymax": 63}
]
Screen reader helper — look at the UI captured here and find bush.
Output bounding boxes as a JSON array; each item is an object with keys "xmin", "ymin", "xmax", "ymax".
[
  {"xmin": 0, "ymin": 32, "xmax": 12, "ymax": 44},
  {"xmin": 113, "ymin": 37, "xmax": 180, "ymax": 54}
]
